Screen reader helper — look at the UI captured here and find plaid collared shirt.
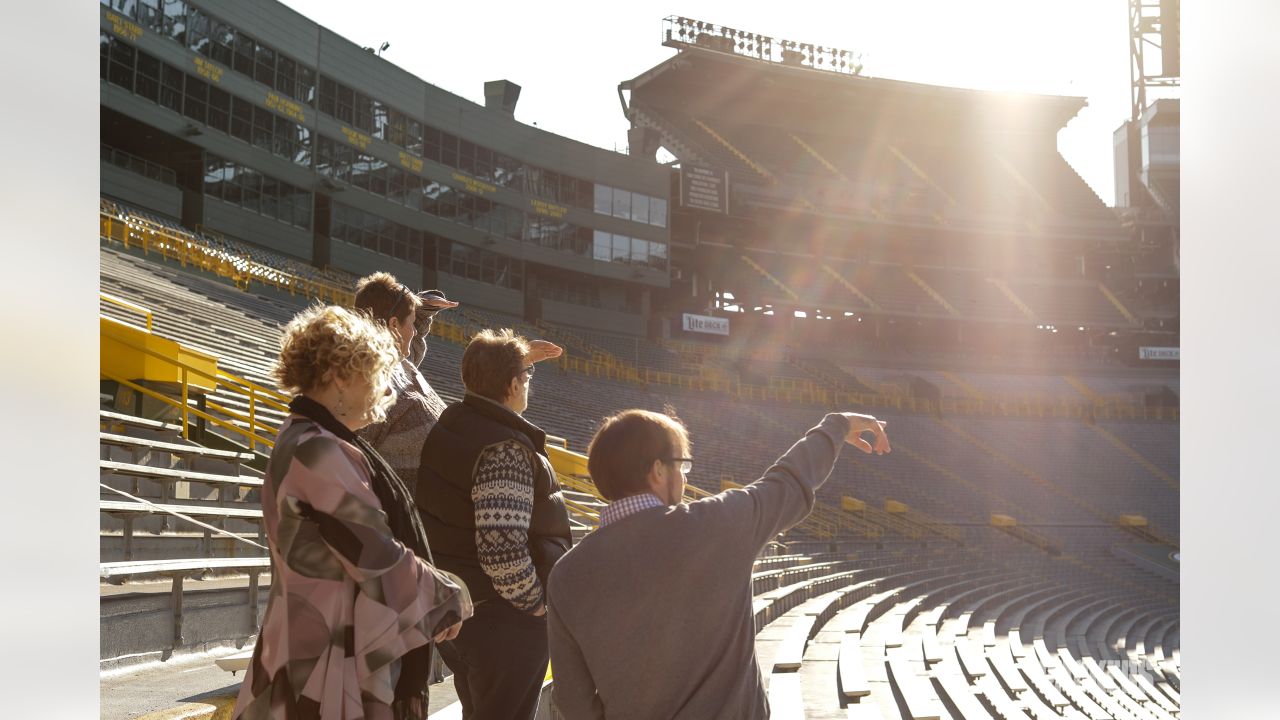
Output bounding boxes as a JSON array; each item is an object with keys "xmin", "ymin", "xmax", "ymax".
[{"xmin": 599, "ymin": 492, "xmax": 667, "ymax": 527}]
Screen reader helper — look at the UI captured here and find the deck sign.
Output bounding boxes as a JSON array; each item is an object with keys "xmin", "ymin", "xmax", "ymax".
[{"xmin": 683, "ymin": 313, "xmax": 730, "ymax": 336}]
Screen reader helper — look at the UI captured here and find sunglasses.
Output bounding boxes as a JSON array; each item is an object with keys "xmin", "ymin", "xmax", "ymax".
[
  {"xmin": 385, "ymin": 284, "xmax": 411, "ymax": 321},
  {"xmin": 521, "ymin": 365, "xmax": 536, "ymax": 378}
]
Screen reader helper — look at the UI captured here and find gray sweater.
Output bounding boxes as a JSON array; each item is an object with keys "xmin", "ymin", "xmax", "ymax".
[{"xmin": 546, "ymin": 413, "xmax": 851, "ymax": 720}]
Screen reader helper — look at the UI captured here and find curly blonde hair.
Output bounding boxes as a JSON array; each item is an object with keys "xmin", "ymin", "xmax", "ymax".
[{"xmin": 273, "ymin": 304, "xmax": 399, "ymax": 423}]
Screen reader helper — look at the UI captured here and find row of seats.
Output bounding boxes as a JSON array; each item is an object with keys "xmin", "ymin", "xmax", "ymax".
[
  {"xmin": 715, "ymin": 253, "xmax": 1131, "ymax": 326},
  {"xmin": 100, "ymin": 243, "xmax": 1179, "ymax": 543}
]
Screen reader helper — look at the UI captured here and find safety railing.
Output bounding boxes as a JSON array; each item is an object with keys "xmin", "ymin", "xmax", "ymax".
[
  {"xmin": 101, "ymin": 143, "xmax": 178, "ymax": 186},
  {"xmin": 101, "ymin": 312, "xmax": 287, "ymax": 452},
  {"xmin": 101, "ymin": 208, "xmax": 1175, "ymax": 421},
  {"xmin": 100, "ymin": 292, "xmax": 153, "ymax": 332},
  {"xmin": 101, "ymin": 210, "xmax": 354, "ymax": 307}
]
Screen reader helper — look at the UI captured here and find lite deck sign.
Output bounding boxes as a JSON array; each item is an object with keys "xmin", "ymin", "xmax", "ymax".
[
  {"xmin": 682, "ymin": 313, "xmax": 729, "ymax": 336},
  {"xmin": 1138, "ymin": 346, "xmax": 1179, "ymax": 361},
  {"xmin": 680, "ymin": 165, "xmax": 728, "ymax": 214}
]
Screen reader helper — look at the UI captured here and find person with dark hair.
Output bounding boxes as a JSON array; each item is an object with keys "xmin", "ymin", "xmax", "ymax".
[
  {"xmin": 546, "ymin": 408, "xmax": 891, "ymax": 720},
  {"xmin": 232, "ymin": 305, "xmax": 472, "ymax": 720},
  {"xmin": 415, "ymin": 328, "xmax": 570, "ymax": 720},
  {"xmin": 354, "ymin": 272, "xmax": 459, "ymax": 492}
]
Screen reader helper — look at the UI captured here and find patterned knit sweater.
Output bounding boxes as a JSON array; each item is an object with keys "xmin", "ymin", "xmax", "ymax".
[
  {"xmin": 358, "ymin": 357, "xmax": 448, "ymax": 494},
  {"xmin": 472, "ymin": 439, "xmax": 544, "ymax": 611}
]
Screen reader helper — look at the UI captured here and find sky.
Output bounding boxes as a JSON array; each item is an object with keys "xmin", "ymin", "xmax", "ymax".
[{"xmin": 279, "ymin": 0, "xmax": 1174, "ymax": 207}]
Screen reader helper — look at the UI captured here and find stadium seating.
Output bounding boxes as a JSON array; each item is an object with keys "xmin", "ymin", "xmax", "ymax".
[{"xmin": 100, "ymin": 217, "xmax": 1177, "ymax": 718}]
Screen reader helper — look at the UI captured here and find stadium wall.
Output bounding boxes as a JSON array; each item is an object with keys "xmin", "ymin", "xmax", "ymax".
[{"xmin": 101, "ymin": 161, "xmax": 183, "ymax": 219}]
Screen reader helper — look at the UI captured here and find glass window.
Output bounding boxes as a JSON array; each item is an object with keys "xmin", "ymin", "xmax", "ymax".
[
  {"xmin": 159, "ymin": 62, "xmax": 183, "ymax": 112},
  {"xmin": 593, "ymin": 230, "xmax": 611, "ymax": 262},
  {"xmin": 209, "ymin": 22, "xmax": 234, "ymax": 66},
  {"xmin": 318, "ymin": 75, "xmax": 335, "ymax": 116},
  {"xmin": 232, "ymin": 31, "xmax": 254, "ymax": 76},
  {"xmin": 137, "ymin": 0, "xmax": 161, "ymax": 29},
  {"xmin": 650, "ymin": 240, "xmax": 668, "ymax": 269},
  {"xmin": 254, "ymin": 44, "xmax": 275, "ymax": 88},
  {"xmin": 135, "ymin": 51, "xmax": 161, "ymax": 102},
  {"xmin": 107, "ymin": 40, "xmax": 135, "ymax": 92},
  {"xmin": 631, "ymin": 192, "xmax": 650, "ymax": 224},
  {"xmin": 612, "ymin": 234, "xmax": 629, "ymax": 262},
  {"xmin": 594, "ymin": 184, "xmax": 612, "ymax": 215},
  {"xmin": 423, "ymin": 126, "xmax": 440, "ymax": 161},
  {"xmin": 336, "ymin": 84, "xmax": 354, "ymax": 124},
  {"xmin": 185, "ymin": 8, "xmax": 209, "ymax": 55},
  {"xmin": 298, "ymin": 66, "xmax": 316, "ymax": 106},
  {"xmin": 612, "ymin": 189, "xmax": 631, "ymax": 220},
  {"xmin": 107, "ymin": 62, "xmax": 133, "ymax": 94},
  {"xmin": 207, "ymin": 86, "xmax": 230, "ymax": 132},
  {"xmin": 230, "ymin": 96, "xmax": 252, "ymax": 141},
  {"xmin": 111, "ymin": 0, "xmax": 137, "ymax": 20},
  {"xmin": 439, "ymin": 132, "xmax": 458, "ymax": 167},
  {"xmin": 203, "ymin": 154, "xmax": 225, "ymax": 198},
  {"xmin": 183, "ymin": 75, "xmax": 207, "ymax": 123},
  {"xmin": 459, "ymin": 140, "xmax": 476, "ymax": 175},
  {"xmin": 630, "ymin": 238, "xmax": 648, "ymax": 264},
  {"xmin": 251, "ymin": 107, "xmax": 273, "ymax": 151},
  {"xmin": 650, "ymin": 197, "xmax": 668, "ymax": 227},
  {"xmin": 353, "ymin": 92, "xmax": 373, "ymax": 133},
  {"xmin": 260, "ymin": 175, "xmax": 279, "ymax": 220},
  {"xmin": 160, "ymin": 0, "xmax": 187, "ymax": 43},
  {"xmin": 101, "ymin": 33, "xmax": 111, "ymax": 79}
]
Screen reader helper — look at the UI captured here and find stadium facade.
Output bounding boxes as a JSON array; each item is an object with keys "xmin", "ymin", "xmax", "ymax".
[{"xmin": 100, "ymin": 0, "xmax": 670, "ymax": 337}]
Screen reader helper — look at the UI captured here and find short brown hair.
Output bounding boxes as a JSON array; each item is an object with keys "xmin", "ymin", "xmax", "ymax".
[
  {"xmin": 587, "ymin": 409, "xmax": 690, "ymax": 501},
  {"xmin": 461, "ymin": 328, "xmax": 530, "ymax": 403},
  {"xmin": 354, "ymin": 271, "xmax": 420, "ymax": 325}
]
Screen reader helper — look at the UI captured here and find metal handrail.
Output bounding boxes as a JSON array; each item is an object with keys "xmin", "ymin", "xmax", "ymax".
[
  {"xmin": 100, "ymin": 293, "xmax": 153, "ymax": 332},
  {"xmin": 101, "ymin": 313, "xmax": 286, "ymax": 450}
]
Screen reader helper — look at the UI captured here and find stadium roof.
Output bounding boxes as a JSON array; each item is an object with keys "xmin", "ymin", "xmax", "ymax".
[{"xmin": 622, "ymin": 46, "xmax": 1087, "ymax": 140}]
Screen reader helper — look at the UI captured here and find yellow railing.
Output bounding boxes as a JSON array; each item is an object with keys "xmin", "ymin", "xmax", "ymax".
[
  {"xmin": 101, "ymin": 211, "xmax": 354, "ymax": 306},
  {"xmin": 101, "ymin": 209, "xmax": 1175, "ymax": 422},
  {"xmin": 102, "ymin": 307, "xmax": 287, "ymax": 452},
  {"xmin": 100, "ymin": 292, "xmax": 153, "ymax": 332}
]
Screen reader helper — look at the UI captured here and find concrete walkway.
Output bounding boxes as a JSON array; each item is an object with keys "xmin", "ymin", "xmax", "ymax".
[{"xmin": 101, "ymin": 647, "xmax": 460, "ymax": 720}]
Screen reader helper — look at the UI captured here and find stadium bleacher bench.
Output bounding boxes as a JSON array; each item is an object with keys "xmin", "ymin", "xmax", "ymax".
[
  {"xmin": 935, "ymin": 671, "xmax": 997, "ymax": 720},
  {"xmin": 954, "ymin": 641, "xmax": 988, "ymax": 681},
  {"xmin": 100, "ymin": 432, "xmax": 256, "ymax": 463},
  {"xmin": 764, "ymin": 671, "xmax": 804, "ymax": 719},
  {"xmin": 987, "ymin": 644, "xmax": 1029, "ymax": 697},
  {"xmin": 837, "ymin": 634, "xmax": 871, "ymax": 699},
  {"xmin": 100, "ymin": 410, "xmax": 182, "ymax": 434},
  {"xmin": 99, "ymin": 499, "xmax": 265, "ymax": 564},
  {"xmin": 1017, "ymin": 656, "xmax": 1070, "ymax": 709},
  {"xmin": 975, "ymin": 673, "xmax": 1033, "ymax": 720},
  {"xmin": 886, "ymin": 649, "xmax": 944, "ymax": 720},
  {"xmin": 770, "ymin": 613, "xmax": 816, "ymax": 672},
  {"xmin": 100, "ymin": 460, "xmax": 263, "ymax": 491},
  {"xmin": 101, "ymin": 557, "xmax": 270, "ymax": 651}
]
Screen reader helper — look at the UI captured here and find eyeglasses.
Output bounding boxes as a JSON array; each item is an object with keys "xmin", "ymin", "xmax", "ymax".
[
  {"xmin": 664, "ymin": 457, "xmax": 693, "ymax": 474},
  {"xmin": 385, "ymin": 284, "xmax": 411, "ymax": 321},
  {"xmin": 522, "ymin": 365, "xmax": 535, "ymax": 378}
]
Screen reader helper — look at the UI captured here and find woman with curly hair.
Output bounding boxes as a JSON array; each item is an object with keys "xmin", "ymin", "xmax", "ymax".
[{"xmin": 233, "ymin": 304, "xmax": 472, "ymax": 720}]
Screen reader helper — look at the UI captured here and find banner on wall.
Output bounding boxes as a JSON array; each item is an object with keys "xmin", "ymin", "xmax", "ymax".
[
  {"xmin": 682, "ymin": 313, "xmax": 730, "ymax": 336},
  {"xmin": 1138, "ymin": 346, "xmax": 1179, "ymax": 361}
]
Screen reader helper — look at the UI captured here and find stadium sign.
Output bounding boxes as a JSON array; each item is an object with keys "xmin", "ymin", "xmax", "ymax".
[
  {"xmin": 1138, "ymin": 346, "xmax": 1179, "ymax": 361},
  {"xmin": 680, "ymin": 165, "xmax": 729, "ymax": 214},
  {"xmin": 683, "ymin": 313, "xmax": 730, "ymax": 336}
]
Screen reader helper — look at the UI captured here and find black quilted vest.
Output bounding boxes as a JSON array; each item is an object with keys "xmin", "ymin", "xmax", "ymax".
[{"xmin": 415, "ymin": 393, "xmax": 572, "ymax": 606}]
